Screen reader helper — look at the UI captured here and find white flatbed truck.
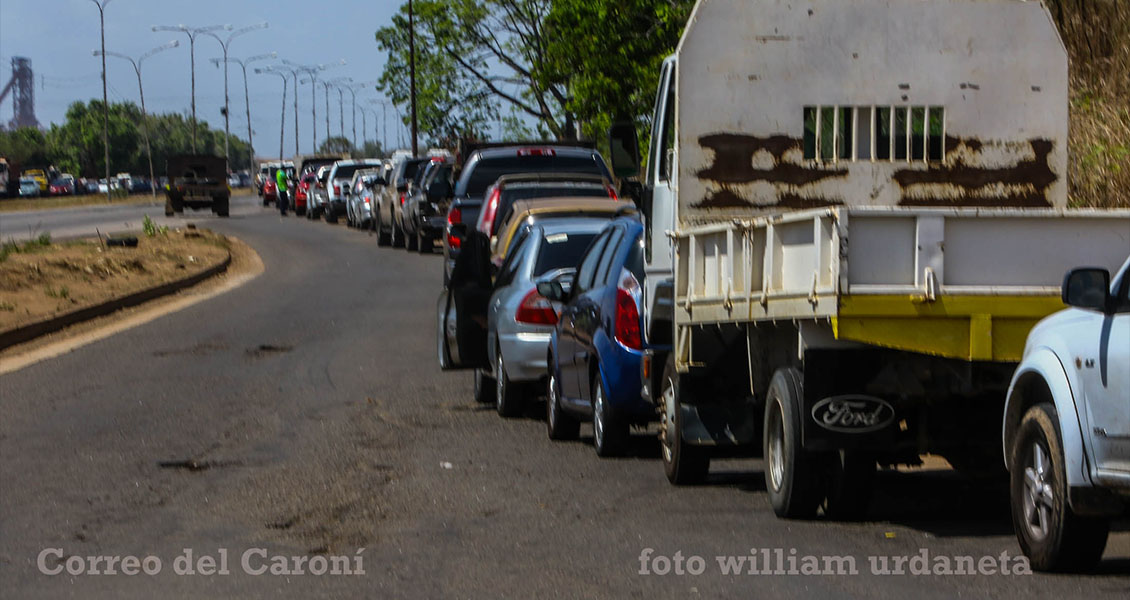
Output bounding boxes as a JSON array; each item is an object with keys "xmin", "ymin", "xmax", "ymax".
[{"xmin": 607, "ymin": 0, "xmax": 1130, "ymax": 519}]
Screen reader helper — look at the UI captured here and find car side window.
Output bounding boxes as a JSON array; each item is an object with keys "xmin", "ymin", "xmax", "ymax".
[
  {"xmin": 494, "ymin": 231, "xmax": 530, "ymax": 289},
  {"xmin": 594, "ymin": 227, "xmax": 625, "ymax": 287},
  {"xmin": 574, "ymin": 231, "xmax": 611, "ymax": 295}
]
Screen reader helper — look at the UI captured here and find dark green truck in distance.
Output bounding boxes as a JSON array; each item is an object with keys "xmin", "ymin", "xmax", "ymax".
[{"xmin": 165, "ymin": 155, "xmax": 230, "ymax": 217}]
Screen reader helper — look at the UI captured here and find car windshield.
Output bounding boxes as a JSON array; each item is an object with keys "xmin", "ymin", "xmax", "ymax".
[
  {"xmin": 455, "ymin": 153, "xmax": 610, "ymax": 198},
  {"xmin": 533, "ymin": 232, "xmax": 599, "ymax": 277}
]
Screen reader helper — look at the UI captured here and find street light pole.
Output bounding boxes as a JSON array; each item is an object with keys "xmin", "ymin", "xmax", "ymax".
[
  {"xmin": 153, "ymin": 23, "xmax": 230, "ymax": 154},
  {"xmin": 215, "ymin": 52, "xmax": 275, "ymax": 180},
  {"xmin": 95, "ymin": 41, "xmax": 179, "ymax": 198},
  {"xmin": 203, "ymin": 23, "xmax": 268, "ymax": 172},
  {"xmin": 408, "ymin": 0, "xmax": 418, "ymax": 157},
  {"xmin": 258, "ymin": 69, "xmax": 288, "ymax": 160},
  {"xmin": 90, "ymin": 0, "xmax": 112, "ymax": 204}
]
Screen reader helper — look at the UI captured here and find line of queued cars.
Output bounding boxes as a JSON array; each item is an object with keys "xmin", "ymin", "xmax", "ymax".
[{"xmin": 259, "ymin": 143, "xmax": 654, "ymax": 456}]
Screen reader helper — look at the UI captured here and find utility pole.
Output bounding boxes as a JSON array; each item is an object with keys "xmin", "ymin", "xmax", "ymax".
[
  {"xmin": 409, "ymin": 0, "xmax": 418, "ymax": 157},
  {"xmin": 203, "ymin": 23, "xmax": 268, "ymax": 171},
  {"xmin": 95, "ymin": 41, "xmax": 178, "ymax": 198},
  {"xmin": 90, "ymin": 0, "xmax": 112, "ymax": 204},
  {"xmin": 154, "ymin": 24, "xmax": 231, "ymax": 153}
]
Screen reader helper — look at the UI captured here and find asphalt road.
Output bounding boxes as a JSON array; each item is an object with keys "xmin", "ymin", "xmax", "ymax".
[
  {"xmin": 0, "ymin": 198, "xmax": 174, "ymax": 242},
  {"xmin": 1, "ymin": 195, "xmax": 1126, "ymax": 599}
]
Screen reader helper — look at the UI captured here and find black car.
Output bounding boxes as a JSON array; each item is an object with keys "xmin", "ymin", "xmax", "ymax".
[
  {"xmin": 404, "ymin": 159, "xmax": 455, "ymax": 253},
  {"xmin": 443, "ymin": 145, "xmax": 613, "ymax": 285}
]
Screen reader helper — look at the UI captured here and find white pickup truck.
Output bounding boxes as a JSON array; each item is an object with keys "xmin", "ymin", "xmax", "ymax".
[{"xmin": 607, "ymin": 0, "xmax": 1130, "ymax": 549}]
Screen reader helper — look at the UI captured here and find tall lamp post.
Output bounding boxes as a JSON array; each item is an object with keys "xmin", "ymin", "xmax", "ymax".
[
  {"xmin": 256, "ymin": 68, "xmax": 288, "ymax": 160},
  {"xmin": 271, "ymin": 63, "xmax": 303, "ymax": 156},
  {"xmin": 212, "ymin": 52, "xmax": 275, "ymax": 179},
  {"xmin": 345, "ymin": 81, "xmax": 378, "ymax": 152},
  {"xmin": 202, "ymin": 22, "xmax": 268, "ymax": 172},
  {"xmin": 90, "ymin": 0, "xmax": 113, "ymax": 204},
  {"xmin": 370, "ymin": 99, "xmax": 390, "ymax": 152},
  {"xmin": 327, "ymin": 77, "xmax": 352, "ymax": 145},
  {"xmin": 288, "ymin": 59, "xmax": 344, "ymax": 153},
  {"xmin": 94, "ymin": 40, "xmax": 179, "ymax": 198},
  {"xmin": 152, "ymin": 23, "xmax": 231, "ymax": 153}
]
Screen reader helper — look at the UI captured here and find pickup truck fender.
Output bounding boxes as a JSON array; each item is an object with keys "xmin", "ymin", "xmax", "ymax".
[{"xmin": 1003, "ymin": 346, "xmax": 1092, "ymax": 489}]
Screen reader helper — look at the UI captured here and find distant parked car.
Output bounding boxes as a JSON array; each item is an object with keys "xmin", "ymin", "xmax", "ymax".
[
  {"xmin": 404, "ymin": 160, "xmax": 455, "ymax": 254},
  {"xmin": 24, "ymin": 169, "xmax": 49, "ymax": 193},
  {"xmin": 18, "ymin": 177, "xmax": 40, "ymax": 197},
  {"xmin": 346, "ymin": 168, "xmax": 384, "ymax": 229},
  {"xmin": 306, "ymin": 166, "xmax": 331, "ymax": 219},
  {"xmin": 442, "ymin": 145, "xmax": 613, "ymax": 286},
  {"xmin": 48, "ymin": 176, "xmax": 75, "ymax": 196},
  {"xmin": 294, "ymin": 172, "xmax": 316, "ymax": 216},
  {"xmin": 130, "ymin": 179, "xmax": 153, "ymax": 194},
  {"xmin": 376, "ymin": 156, "xmax": 429, "ymax": 246},
  {"xmin": 541, "ymin": 217, "xmax": 655, "ymax": 456},
  {"xmin": 1002, "ymin": 256, "xmax": 1130, "ymax": 572},
  {"xmin": 323, "ymin": 159, "xmax": 383, "ymax": 223}
]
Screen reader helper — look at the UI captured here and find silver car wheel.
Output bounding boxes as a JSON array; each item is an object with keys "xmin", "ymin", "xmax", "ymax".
[
  {"xmin": 495, "ymin": 351, "xmax": 506, "ymax": 412},
  {"xmin": 594, "ymin": 383, "xmax": 606, "ymax": 448},
  {"xmin": 1022, "ymin": 442, "xmax": 1054, "ymax": 542}
]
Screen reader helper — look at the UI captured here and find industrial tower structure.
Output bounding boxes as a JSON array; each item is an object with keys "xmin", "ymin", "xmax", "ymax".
[{"xmin": 0, "ymin": 57, "xmax": 40, "ymax": 130}]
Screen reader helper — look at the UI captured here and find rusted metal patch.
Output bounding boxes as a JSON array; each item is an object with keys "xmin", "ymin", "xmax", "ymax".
[
  {"xmin": 693, "ymin": 133, "xmax": 847, "ymax": 208},
  {"xmin": 895, "ymin": 138, "xmax": 1056, "ymax": 207}
]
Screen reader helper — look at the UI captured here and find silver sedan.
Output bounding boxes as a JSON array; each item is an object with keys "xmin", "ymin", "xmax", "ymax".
[{"xmin": 485, "ymin": 218, "xmax": 607, "ymax": 417}]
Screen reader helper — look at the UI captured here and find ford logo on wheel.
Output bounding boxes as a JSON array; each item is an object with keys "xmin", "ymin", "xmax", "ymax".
[{"xmin": 811, "ymin": 395, "xmax": 895, "ymax": 433}]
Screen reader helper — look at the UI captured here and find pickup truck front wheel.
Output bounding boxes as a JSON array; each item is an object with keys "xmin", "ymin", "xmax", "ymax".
[
  {"xmin": 764, "ymin": 367, "xmax": 823, "ymax": 519},
  {"xmin": 660, "ymin": 356, "xmax": 709, "ymax": 484},
  {"xmin": 1010, "ymin": 403, "xmax": 1109, "ymax": 571}
]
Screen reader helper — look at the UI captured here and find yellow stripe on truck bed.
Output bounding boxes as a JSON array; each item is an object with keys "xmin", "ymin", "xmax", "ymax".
[{"xmin": 832, "ymin": 295, "xmax": 1066, "ymax": 363}]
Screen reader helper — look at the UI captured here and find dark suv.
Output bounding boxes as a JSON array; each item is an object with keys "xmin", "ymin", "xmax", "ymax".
[{"xmin": 443, "ymin": 145, "xmax": 613, "ymax": 285}]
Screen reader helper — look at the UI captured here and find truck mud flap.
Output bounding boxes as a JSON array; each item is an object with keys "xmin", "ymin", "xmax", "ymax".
[{"xmin": 680, "ymin": 400, "xmax": 758, "ymax": 446}]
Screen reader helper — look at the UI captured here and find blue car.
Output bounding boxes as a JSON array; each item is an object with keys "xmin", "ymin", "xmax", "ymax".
[{"xmin": 539, "ymin": 217, "xmax": 656, "ymax": 457}]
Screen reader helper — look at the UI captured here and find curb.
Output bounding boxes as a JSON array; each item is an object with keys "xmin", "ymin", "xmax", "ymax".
[{"xmin": 0, "ymin": 250, "xmax": 232, "ymax": 351}]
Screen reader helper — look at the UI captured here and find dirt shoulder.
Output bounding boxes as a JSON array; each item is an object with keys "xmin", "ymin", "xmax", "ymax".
[{"xmin": 0, "ymin": 227, "xmax": 230, "ymax": 332}]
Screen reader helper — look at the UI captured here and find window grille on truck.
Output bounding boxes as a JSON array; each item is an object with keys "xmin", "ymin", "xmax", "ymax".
[{"xmin": 803, "ymin": 106, "xmax": 945, "ymax": 163}]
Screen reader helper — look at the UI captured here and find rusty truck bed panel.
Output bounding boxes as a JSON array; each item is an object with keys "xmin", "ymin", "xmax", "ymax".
[{"xmin": 676, "ymin": 0, "xmax": 1068, "ymax": 220}]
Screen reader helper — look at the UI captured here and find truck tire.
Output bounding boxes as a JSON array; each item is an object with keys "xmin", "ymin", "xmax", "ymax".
[
  {"xmin": 407, "ymin": 226, "xmax": 419, "ymax": 251},
  {"xmin": 1010, "ymin": 403, "xmax": 1109, "ymax": 571},
  {"xmin": 660, "ymin": 356, "xmax": 710, "ymax": 484},
  {"xmin": 214, "ymin": 197, "xmax": 229, "ymax": 217},
  {"xmin": 495, "ymin": 348, "xmax": 523, "ymax": 418},
  {"xmin": 165, "ymin": 198, "xmax": 175, "ymax": 217},
  {"xmin": 764, "ymin": 367, "xmax": 823, "ymax": 519},
  {"xmin": 593, "ymin": 372, "xmax": 628, "ymax": 457},
  {"xmin": 822, "ymin": 450, "xmax": 875, "ymax": 521},
  {"xmin": 418, "ymin": 231, "xmax": 432, "ymax": 254},
  {"xmin": 546, "ymin": 361, "xmax": 580, "ymax": 440}
]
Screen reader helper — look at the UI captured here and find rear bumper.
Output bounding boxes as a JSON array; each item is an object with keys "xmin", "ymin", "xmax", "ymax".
[
  {"xmin": 600, "ymin": 340, "xmax": 652, "ymax": 421},
  {"xmin": 499, "ymin": 331, "xmax": 552, "ymax": 381}
]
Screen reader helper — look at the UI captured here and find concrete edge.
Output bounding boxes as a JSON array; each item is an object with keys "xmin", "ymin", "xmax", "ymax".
[{"xmin": 0, "ymin": 248, "xmax": 232, "ymax": 351}]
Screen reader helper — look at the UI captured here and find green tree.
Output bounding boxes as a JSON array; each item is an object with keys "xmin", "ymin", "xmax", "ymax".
[
  {"xmin": 319, "ymin": 136, "xmax": 357, "ymax": 154},
  {"xmin": 375, "ymin": 0, "xmax": 573, "ymax": 143},
  {"xmin": 541, "ymin": 0, "xmax": 694, "ymax": 148},
  {"xmin": 0, "ymin": 127, "xmax": 50, "ymax": 168}
]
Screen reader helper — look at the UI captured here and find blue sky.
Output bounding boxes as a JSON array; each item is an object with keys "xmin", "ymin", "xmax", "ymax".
[{"xmin": 0, "ymin": 0, "xmax": 409, "ymax": 153}]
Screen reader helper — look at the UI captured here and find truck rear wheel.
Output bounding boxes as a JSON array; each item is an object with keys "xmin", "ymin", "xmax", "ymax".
[
  {"xmin": 214, "ymin": 197, "xmax": 229, "ymax": 217},
  {"xmin": 660, "ymin": 356, "xmax": 709, "ymax": 484},
  {"xmin": 764, "ymin": 367, "xmax": 823, "ymax": 518},
  {"xmin": 1010, "ymin": 403, "xmax": 1109, "ymax": 571}
]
